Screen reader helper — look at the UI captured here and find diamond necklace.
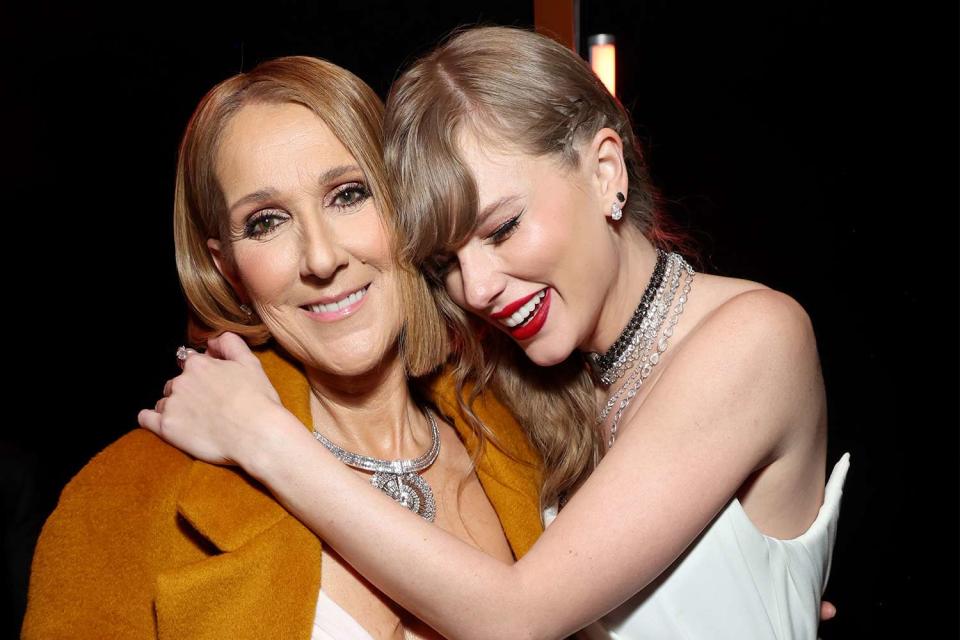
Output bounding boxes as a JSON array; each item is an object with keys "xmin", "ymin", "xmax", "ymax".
[
  {"xmin": 311, "ymin": 402, "xmax": 440, "ymax": 522},
  {"xmin": 597, "ymin": 252, "xmax": 679, "ymax": 425},
  {"xmin": 598, "ymin": 253, "xmax": 695, "ymax": 448},
  {"xmin": 589, "ymin": 249, "xmax": 669, "ymax": 386}
]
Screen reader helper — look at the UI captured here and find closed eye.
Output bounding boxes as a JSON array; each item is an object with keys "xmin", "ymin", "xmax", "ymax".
[{"xmin": 485, "ymin": 210, "xmax": 524, "ymax": 244}]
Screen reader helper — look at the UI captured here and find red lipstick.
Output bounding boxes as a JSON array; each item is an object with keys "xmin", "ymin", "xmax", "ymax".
[
  {"xmin": 509, "ymin": 288, "xmax": 551, "ymax": 341},
  {"xmin": 490, "ymin": 289, "xmax": 545, "ymax": 320}
]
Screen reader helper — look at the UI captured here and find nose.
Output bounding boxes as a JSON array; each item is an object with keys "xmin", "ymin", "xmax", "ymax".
[
  {"xmin": 457, "ymin": 245, "xmax": 506, "ymax": 311},
  {"xmin": 300, "ymin": 216, "xmax": 348, "ymax": 281}
]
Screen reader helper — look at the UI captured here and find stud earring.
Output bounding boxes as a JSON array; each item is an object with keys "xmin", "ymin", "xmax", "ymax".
[
  {"xmin": 240, "ymin": 304, "xmax": 253, "ymax": 319},
  {"xmin": 611, "ymin": 192, "xmax": 626, "ymax": 221}
]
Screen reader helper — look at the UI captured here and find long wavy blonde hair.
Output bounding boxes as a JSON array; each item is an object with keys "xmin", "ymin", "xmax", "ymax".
[
  {"xmin": 385, "ymin": 27, "xmax": 687, "ymax": 506},
  {"xmin": 173, "ymin": 56, "xmax": 448, "ymax": 377}
]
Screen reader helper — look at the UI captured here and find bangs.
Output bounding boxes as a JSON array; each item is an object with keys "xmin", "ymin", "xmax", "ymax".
[
  {"xmin": 386, "ymin": 57, "xmax": 496, "ymax": 276},
  {"xmin": 388, "ymin": 118, "xmax": 483, "ymax": 273}
]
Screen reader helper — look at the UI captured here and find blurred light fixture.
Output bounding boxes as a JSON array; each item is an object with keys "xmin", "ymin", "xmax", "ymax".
[{"xmin": 588, "ymin": 34, "xmax": 616, "ymax": 96}]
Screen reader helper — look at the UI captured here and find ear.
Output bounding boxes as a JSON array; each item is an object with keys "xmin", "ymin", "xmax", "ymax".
[
  {"xmin": 587, "ymin": 127, "xmax": 629, "ymax": 215},
  {"xmin": 207, "ymin": 237, "xmax": 249, "ymax": 302}
]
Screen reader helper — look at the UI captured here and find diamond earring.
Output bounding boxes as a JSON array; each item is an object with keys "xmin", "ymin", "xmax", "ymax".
[{"xmin": 611, "ymin": 192, "xmax": 626, "ymax": 221}]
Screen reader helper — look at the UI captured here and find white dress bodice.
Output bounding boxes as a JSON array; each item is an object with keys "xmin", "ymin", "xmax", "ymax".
[{"xmin": 546, "ymin": 454, "xmax": 850, "ymax": 640}]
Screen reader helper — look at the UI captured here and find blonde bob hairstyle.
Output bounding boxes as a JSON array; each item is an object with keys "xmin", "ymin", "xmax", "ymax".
[
  {"xmin": 174, "ymin": 55, "xmax": 448, "ymax": 377},
  {"xmin": 385, "ymin": 27, "xmax": 688, "ymax": 506}
]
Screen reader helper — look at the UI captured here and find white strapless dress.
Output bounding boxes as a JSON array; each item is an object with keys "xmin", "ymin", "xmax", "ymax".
[{"xmin": 546, "ymin": 454, "xmax": 850, "ymax": 640}]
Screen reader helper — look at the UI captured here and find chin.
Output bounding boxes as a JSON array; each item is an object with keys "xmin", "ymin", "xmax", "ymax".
[
  {"xmin": 312, "ymin": 351, "xmax": 391, "ymax": 379},
  {"xmin": 520, "ymin": 337, "xmax": 577, "ymax": 368},
  {"xmin": 287, "ymin": 333, "xmax": 400, "ymax": 381}
]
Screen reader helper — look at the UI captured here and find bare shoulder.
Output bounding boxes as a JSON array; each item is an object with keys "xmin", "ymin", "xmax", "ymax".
[
  {"xmin": 662, "ymin": 275, "xmax": 823, "ymax": 433},
  {"xmin": 678, "ymin": 278, "xmax": 827, "ymax": 532},
  {"xmin": 685, "ymin": 274, "xmax": 817, "ymax": 365}
]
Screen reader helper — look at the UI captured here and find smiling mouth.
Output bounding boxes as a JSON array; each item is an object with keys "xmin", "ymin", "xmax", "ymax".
[
  {"xmin": 500, "ymin": 289, "xmax": 547, "ymax": 328},
  {"xmin": 304, "ymin": 285, "xmax": 370, "ymax": 313}
]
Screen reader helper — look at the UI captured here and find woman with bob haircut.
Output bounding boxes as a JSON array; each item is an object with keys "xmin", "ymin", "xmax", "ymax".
[
  {"xmin": 142, "ymin": 27, "xmax": 848, "ymax": 639},
  {"xmin": 22, "ymin": 55, "xmax": 546, "ymax": 640}
]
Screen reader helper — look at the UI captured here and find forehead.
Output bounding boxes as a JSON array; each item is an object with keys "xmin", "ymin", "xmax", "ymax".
[
  {"xmin": 457, "ymin": 129, "xmax": 574, "ymax": 205},
  {"xmin": 216, "ymin": 102, "xmax": 356, "ymax": 198},
  {"xmin": 457, "ymin": 131, "xmax": 530, "ymax": 194}
]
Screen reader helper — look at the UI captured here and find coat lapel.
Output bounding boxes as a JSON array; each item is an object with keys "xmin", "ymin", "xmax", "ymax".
[
  {"xmin": 429, "ymin": 372, "xmax": 544, "ymax": 559},
  {"xmin": 156, "ymin": 346, "xmax": 320, "ymax": 640}
]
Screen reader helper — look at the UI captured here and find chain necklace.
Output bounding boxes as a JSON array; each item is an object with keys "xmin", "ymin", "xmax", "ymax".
[
  {"xmin": 598, "ymin": 253, "xmax": 695, "ymax": 448},
  {"xmin": 596, "ymin": 252, "xmax": 679, "ymax": 425},
  {"xmin": 589, "ymin": 249, "xmax": 669, "ymax": 386},
  {"xmin": 311, "ymin": 404, "xmax": 440, "ymax": 522}
]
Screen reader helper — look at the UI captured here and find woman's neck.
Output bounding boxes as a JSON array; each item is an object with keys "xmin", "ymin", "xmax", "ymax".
[
  {"xmin": 304, "ymin": 352, "xmax": 428, "ymax": 461},
  {"xmin": 581, "ymin": 229, "xmax": 660, "ymax": 355}
]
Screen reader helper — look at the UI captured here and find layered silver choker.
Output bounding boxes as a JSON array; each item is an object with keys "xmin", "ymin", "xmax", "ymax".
[
  {"xmin": 589, "ymin": 249, "xmax": 669, "ymax": 386},
  {"xmin": 312, "ymin": 409, "xmax": 440, "ymax": 522},
  {"xmin": 594, "ymin": 252, "xmax": 695, "ymax": 448}
]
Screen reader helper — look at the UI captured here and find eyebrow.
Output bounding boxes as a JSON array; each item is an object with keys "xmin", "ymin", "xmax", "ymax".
[
  {"xmin": 478, "ymin": 194, "xmax": 521, "ymax": 223},
  {"xmin": 226, "ymin": 164, "xmax": 363, "ymax": 216},
  {"xmin": 318, "ymin": 164, "xmax": 361, "ymax": 186},
  {"xmin": 227, "ymin": 189, "xmax": 276, "ymax": 216}
]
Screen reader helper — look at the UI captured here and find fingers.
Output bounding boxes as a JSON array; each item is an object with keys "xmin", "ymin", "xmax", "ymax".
[
  {"xmin": 163, "ymin": 378, "xmax": 173, "ymax": 397},
  {"xmin": 204, "ymin": 336, "xmax": 224, "ymax": 360},
  {"xmin": 820, "ymin": 601, "xmax": 837, "ymax": 621},
  {"xmin": 138, "ymin": 408, "xmax": 161, "ymax": 435},
  {"xmin": 176, "ymin": 346, "xmax": 199, "ymax": 370},
  {"xmin": 155, "ymin": 397, "xmax": 166, "ymax": 413},
  {"xmin": 208, "ymin": 331, "xmax": 257, "ymax": 364}
]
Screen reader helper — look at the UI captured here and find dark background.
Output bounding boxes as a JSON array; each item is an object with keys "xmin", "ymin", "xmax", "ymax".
[{"xmin": 5, "ymin": 1, "xmax": 957, "ymax": 637}]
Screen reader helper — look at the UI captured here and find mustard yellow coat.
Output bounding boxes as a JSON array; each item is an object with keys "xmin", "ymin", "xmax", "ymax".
[{"xmin": 22, "ymin": 347, "xmax": 543, "ymax": 639}]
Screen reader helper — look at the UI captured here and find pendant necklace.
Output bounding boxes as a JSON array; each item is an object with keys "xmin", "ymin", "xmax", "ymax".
[{"xmin": 311, "ymin": 400, "xmax": 440, "ymax": 522}]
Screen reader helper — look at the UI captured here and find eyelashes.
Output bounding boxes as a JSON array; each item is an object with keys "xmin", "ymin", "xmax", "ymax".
[
  {"xmin": 425, "ymin": 208, "xmax": 526, "ymax": 281},
  {"xmin": 485, "ymin": 209, "xmax": 524, "ymax": 244},
  {"xmin": 329, "ymin": 182, "xmax": 370, "ymax": 208},
  {"xmin": 242, "ymin": 209, "xmax": 288, "ymax": 240},
  {"xmin": 239, "ymin": 181, "xmax": 371, "ymax": 240}
]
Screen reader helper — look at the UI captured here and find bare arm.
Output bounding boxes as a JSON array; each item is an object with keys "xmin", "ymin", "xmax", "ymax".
[{"xmin": 143, "ymin": 290, "xmax": 821, "ymax": 639}]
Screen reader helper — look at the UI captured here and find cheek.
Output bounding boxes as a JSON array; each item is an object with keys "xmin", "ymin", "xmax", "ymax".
[
  {"xmin": 346, "ymin": 210, "xmax": 392, "ymax": 268},
  {"xmin": 235, "ymin": 243, "xmax": 299, "ymax": 301},
  {"xmin": 364, "ymin": 225, "xmax": 390, "ymax": 263},
  {"xmin": 519, "ymin": 219, "xmax": 574, "ymax": 276},
  {"xmin": 528, "ymin": 189, "xmax": 610, "ymax": 283}
]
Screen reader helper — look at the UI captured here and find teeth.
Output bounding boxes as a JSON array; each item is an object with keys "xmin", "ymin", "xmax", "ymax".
[
  {"xmin": 503, "ymin": 290, "xmax": 546, "ymax": 328},
  {"xmin": 309, "ymin": 286, "xmax": 368, "ymax": 313}
]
